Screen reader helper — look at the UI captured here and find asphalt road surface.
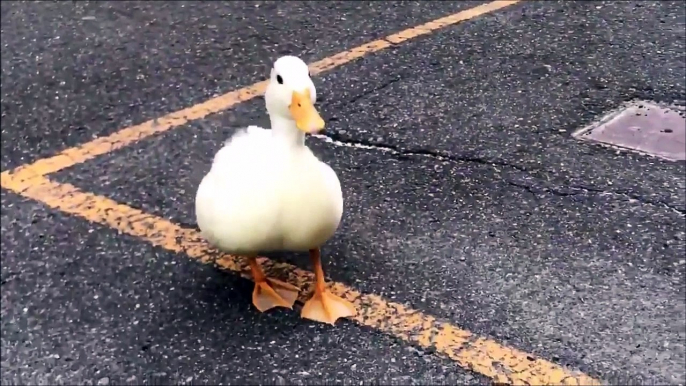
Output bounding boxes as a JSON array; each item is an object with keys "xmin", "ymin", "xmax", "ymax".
[{"xmin": 2, "ymin": 1, "xmax": 685, "ymax": 385}]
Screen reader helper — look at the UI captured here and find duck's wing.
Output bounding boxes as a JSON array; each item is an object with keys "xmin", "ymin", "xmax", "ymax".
[{"xmin": 211, "ymin": 125, "xmax": 275, "ymax": 169}]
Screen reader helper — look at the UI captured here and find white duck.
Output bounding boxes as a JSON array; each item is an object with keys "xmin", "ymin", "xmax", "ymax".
[{"xmin": 194, "ymin": 55, "xmax": 356, "ymax": 325}]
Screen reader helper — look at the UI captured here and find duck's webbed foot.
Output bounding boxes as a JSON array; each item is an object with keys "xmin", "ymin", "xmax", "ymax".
[
  {"xmin": 248, "ymin": 257, "xmax": 299, "ymax": 312},
  {"xmin": 300, "ymin": 248, "xmax": 356, "ymax": 324}
]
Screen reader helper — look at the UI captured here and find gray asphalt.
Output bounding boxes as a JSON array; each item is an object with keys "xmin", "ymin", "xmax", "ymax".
[{"xmin": 2, "ymin": 1, "xmax": 685, "ymax": 385}]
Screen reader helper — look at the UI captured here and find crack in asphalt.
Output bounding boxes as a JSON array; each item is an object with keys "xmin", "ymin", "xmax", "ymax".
[
  {"xmin": 312, "ymin": 132, "xmax": 686, "ymax": 216},
  {"xmin": 566, "ymin": 184, "xmax": 686, "ymax": 216},
  {"xmin": 314, "ymin": 131, "xmax": 529, "ymax": 171}
]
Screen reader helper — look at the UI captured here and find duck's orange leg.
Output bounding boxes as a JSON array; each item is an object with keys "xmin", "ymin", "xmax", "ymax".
[
  {"xmin": 249, "ymin": 257, "xmax": 299, "ymax": 312},
  {"xmin": 300, "ymin": 248, "xmax": 357, "ymax": 324}
]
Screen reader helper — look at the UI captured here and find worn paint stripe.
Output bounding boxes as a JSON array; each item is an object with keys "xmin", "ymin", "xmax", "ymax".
[
  {"xmin": 0, "ymin": 172, "xmax": 602, "ymax": 386},
  {"xmin": 0, "ymin": 0, "xmax": 520, "ymax": 185},
  {"xmin": 384, "ymin": 0, "xmax": 520, "ymax": 44}
]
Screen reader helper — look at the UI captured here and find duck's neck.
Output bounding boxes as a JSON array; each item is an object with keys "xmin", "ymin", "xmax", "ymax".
[{"xmin": 270, "ymin": 115, "xmax": 306, "ymax": 148}]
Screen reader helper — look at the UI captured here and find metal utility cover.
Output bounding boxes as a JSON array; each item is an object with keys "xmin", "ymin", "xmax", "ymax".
[{"xmin": 573, "ymin": 101, "xmax": 686, "ymax": 161}]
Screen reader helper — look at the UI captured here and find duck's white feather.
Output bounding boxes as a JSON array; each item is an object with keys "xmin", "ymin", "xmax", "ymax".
[{"xmin": 195, "ymin": 125, "xmax": 343, "ymax": 255}]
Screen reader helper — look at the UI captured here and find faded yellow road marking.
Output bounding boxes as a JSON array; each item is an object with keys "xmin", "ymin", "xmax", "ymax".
[
  {"xmin": 0, "ymin": 173, "xmax": 602, "ymax": 386},
  {"xmin": 1, "ymin": 0, "xmax": 520, "ymax": 185}
]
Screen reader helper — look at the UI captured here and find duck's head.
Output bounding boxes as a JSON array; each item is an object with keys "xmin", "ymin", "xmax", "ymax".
[{"xmin": 264, "ymin": 55, "xmax": 325, "ymax": 134}]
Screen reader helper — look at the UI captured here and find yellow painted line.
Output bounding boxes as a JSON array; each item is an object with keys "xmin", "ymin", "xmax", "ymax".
[
  {"xmin": 0, "ymin": 172, "xmax": 602, "ymax": 386},
  {"xmin": 0, "ymin": 0, "xmax": 520, "ymax": 186}
]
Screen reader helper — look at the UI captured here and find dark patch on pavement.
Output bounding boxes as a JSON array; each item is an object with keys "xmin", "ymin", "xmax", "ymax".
[
  {"xmin": 0, "ymin": 0, "xmax": 483, "ymax": 171},
  {"xmin": 1, "ymin": 189, "xmax": 488, "ymax": 385},
  {"xmin": 53, "ymin": 111, "xmax": 686, "ymax": 384}
]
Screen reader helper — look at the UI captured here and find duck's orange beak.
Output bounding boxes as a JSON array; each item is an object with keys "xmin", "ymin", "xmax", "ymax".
[{"xmin": 289, "ymin": 89, "xmax": 325, "ymax": 133}]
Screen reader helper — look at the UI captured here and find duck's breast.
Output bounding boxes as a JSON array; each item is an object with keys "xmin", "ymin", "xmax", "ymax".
[
  {"xmin": 194, "ymin": 128, "xmax": 287, "ymax": 254},
  {"xmin": 277, "ymin": 155, "xmax": 344, "ymax": 251}
]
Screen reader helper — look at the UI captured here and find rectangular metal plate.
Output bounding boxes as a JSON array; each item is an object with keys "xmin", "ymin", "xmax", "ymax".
[{"xmin": 573, "ymin": 100, "xmax": 686, "ymax": 161}]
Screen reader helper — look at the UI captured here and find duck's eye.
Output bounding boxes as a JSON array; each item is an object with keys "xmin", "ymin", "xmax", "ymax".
[
  {"xmin": 308, "ymin": 71, "xmax": 311, "ymax": 77},
  {"xmin": 276, "ymin": 75, "xmax": 283, "ymax": 84}
]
